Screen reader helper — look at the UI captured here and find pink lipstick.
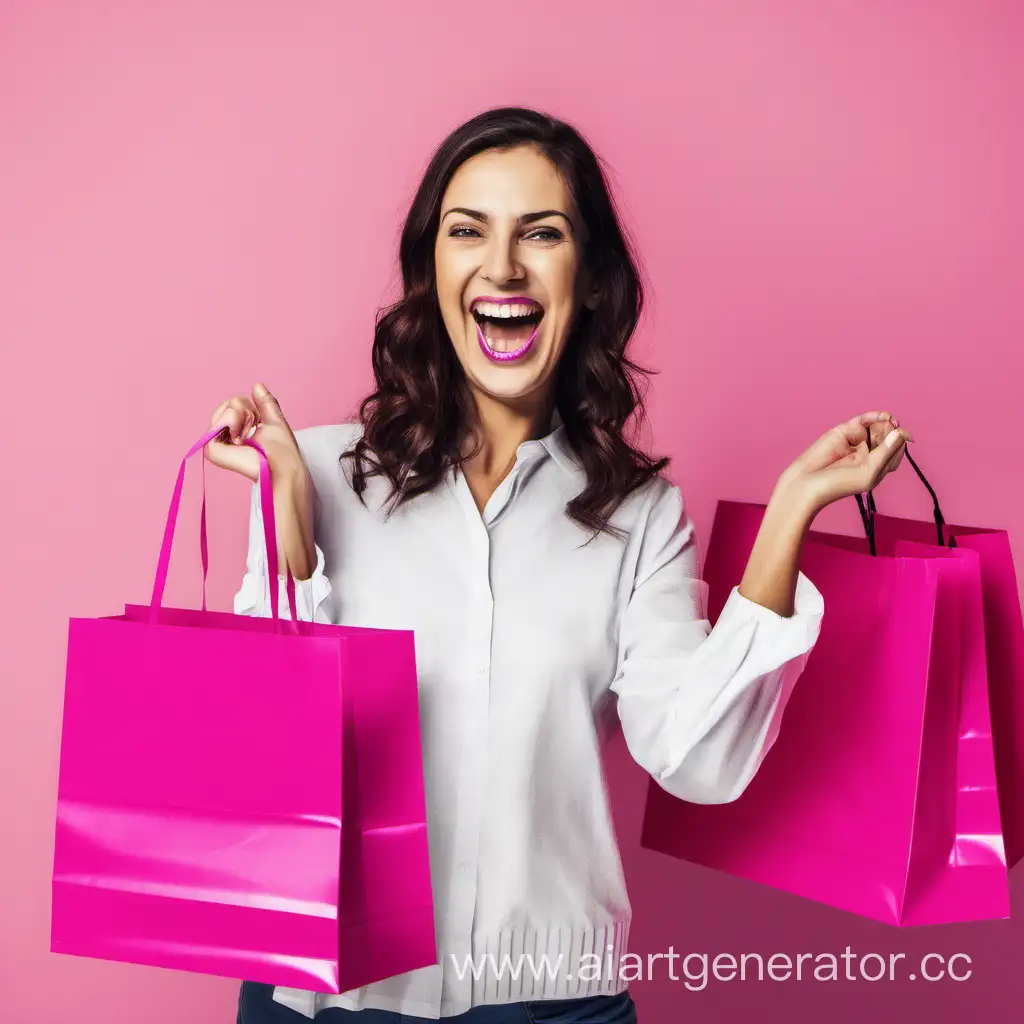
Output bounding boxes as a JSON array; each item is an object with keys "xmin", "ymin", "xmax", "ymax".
[{"xmin": 476, "ymin": 321, "xmax": 539, "ymax": 362}]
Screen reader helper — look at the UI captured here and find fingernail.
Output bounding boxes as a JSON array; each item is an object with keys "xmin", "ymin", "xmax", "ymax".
[
  {"xmin": 253, "ymin": 382, "xmax": 268, "ymax": 397},
  {"xmin": 885, "ymin": 429, "xmax": 903, "ymax": 449}
]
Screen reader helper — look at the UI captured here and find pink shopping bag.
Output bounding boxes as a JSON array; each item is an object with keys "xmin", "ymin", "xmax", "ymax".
[
  {"xmin": 51, "ymin": 428, "xmax": 436, "ymax": 991},
  {"xmin": 855, "ymin": 484, "xmax": 1024, "ymax": 869},
  {"xmin": 640, "ymin": 451, "xmax": 1012, "ymax": 926}
]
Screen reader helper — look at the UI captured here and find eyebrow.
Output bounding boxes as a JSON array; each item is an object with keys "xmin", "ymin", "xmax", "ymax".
[{"xmin": 441, "ymin": 207, "xmax": 575, "ymax": 233}]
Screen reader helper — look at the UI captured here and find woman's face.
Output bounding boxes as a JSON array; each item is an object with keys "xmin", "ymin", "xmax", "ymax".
[{"xmin": 434, "ymin": 145, "xmax": 594, "ymax": 412}]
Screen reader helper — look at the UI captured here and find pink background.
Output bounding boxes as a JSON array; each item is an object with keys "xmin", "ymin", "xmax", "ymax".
[{"xmin": 2, "ymin": 1, "xmax": 1021, "ymax": 1020}]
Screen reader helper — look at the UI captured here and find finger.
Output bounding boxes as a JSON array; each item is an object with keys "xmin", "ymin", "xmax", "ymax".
[
  {"xmin": 210, "ymin": 404, "xmax": 246, "ymax": 444},
  {"xmin": 797, "ymin": 411, "xmax": 876, "ymax": 472},
  {"xmin": 252, "ymin": 382, "xmax": 287, "ymax": 427},
  {"xmin": 882, "ymin": 431, "xmax": 911, "ymax": 475},
  {"xmin": 818, "ymin": 424, "xmax": 907, "ymax": 494},
  {"xmin": 836, "ymin": 412, "xmax": 917, "ymax": 460},
  {"xmin": 873, "ymin": 442, "xmax": 905, "ymax": 485},
  {"xmin": 866, "ymin": 412, "xmax": 893, "ymax": 452},
  {"xmin": 830, "ymin": 411, "xmax": 890, "ymax": 451},
  {"xmin": 867, "ymin": 426, "xmax": 908, "ymax": 486},
  {"xmin": 232, "ymin": 398, "xmax": 259, "ymax": 443},
  {"xmin": 802, "ymin": 418, "xmax": 867, "ymax": 467},
  {"xmin": 872, "ymin": 421, "xmax": 915, "ymax": 458},
  {"xmin": 211, "ymin": 398, "xmax": 259, "ymax": 444},
  {"xmin": 205, "ymin": 435, "xmax": 259, "ymax": 479},
  {"xmin": 869, "ymin": 412, "xmax": 918, "ymax": 450}
]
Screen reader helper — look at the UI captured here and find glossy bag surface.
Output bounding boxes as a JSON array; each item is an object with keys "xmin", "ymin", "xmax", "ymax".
[
  {"xmin": 867, "ymin": 511, "xmax": 1024, "ymax": 869},
  {"xmin": 52, "ymin": 428, "xmax": 436, "ymax": 991}
]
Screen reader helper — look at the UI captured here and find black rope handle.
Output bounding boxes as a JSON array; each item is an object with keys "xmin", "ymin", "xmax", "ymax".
[{"xmin": 854, "ymin": 447, "xmax": 956, "ymax": 556}]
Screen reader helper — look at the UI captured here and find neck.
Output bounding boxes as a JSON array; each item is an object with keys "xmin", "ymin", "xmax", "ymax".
[{"xmin": 462, "ymin": 388, "xmax": 555, "ymax": 477}]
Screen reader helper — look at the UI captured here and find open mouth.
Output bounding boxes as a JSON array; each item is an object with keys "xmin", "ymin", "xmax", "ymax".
[{"xmin": 470, "ymin": 298, "xmax": 544, "ymax": 361}]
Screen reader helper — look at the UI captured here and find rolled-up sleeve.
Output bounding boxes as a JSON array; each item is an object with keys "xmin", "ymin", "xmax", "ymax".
[
  {"xmin": 232, "ymin": 479, "xmax": 333, "ymax": 624},
  {"xmin": 610, "ymin": 482, "xmax": 824, "ymax": 805}
]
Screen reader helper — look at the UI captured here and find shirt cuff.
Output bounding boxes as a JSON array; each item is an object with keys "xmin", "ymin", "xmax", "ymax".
[
  {"xmin": 233, "ymin": 543, "xmax": 332, "ymax": 623},
  {"xmin": 275, "ymin": 539, "xmax": 327, "ymax": 584},
  {"xmin": 717, "ymin": 570, "xmax": 825, "ymax": 659},
  {"xmin": 276, "ymin": 542, "xmax": 331, "ymax": 623}
]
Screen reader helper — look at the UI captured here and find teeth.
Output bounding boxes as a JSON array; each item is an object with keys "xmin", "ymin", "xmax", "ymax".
[
  {"xmin": 472, "ymin": 300, "xmax": 541, "ymax": 319},
  {"xmin": 483, "ymin": 334, "xmax": 530, "ymax": 353}
]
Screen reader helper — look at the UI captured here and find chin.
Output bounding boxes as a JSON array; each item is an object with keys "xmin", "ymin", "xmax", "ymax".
[
  {"xmin": 468, "ymin": 366, "xmax": 549, "ymax": 404},
  {"xmin": 467, "ymin": 334, "xmax": 559, "ymax": 398}
]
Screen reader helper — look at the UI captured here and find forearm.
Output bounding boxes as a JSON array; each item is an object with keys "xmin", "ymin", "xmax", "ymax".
[
  {"xmin": 737, "ymin": 479, "xmax": 816, "ymax": 618},
  {"xmin": 272, "ymin": 470, "xmax": 317, "ymax": 581}
]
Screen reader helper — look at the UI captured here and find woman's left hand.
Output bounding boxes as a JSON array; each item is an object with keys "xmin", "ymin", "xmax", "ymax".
[{"xmin": 776, "ymin": 410, "xmax": 913, "ymax": 518}]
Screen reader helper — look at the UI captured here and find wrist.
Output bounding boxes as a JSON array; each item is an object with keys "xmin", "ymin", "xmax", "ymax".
[
  {"xmin": 271, "ymin": 467, "xmax": 316, "ymax": 580},
  {"xmin": 273, "ymin": 463, "xmax": 312, "ymax": 499},
  {"xmin": 739, "ymin": 489, "xmax": 812, "ymax": 618},
  {"xmin": 767, "ymin": 474, "xmax": 818, "ymax": 535}
]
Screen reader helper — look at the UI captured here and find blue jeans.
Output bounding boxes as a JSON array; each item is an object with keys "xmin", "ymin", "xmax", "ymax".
[{"xmin": 236, "ymin": 982, "xmax": 638, "ymax": 1023}]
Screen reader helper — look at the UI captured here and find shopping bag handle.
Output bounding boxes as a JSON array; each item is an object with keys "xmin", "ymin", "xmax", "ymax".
[
  {"xmin": 148, "ymin": 427, "xmax": 299, "ymax": 632},
  {"xmin": 854, "ymin": 447, "xmax": 955, "ymax": 556},
  {"xmin": 193, "ymin": 445, "xmax": 298, "ymax": 628}
]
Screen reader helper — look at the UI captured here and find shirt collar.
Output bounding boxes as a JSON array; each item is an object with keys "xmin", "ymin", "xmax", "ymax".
[{"xmin": 527, "ymin": 407, "xmax": 581, "ymax": 478}]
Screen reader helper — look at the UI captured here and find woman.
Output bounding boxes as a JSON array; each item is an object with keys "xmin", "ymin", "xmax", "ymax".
[{"xmin": 205, "ymin": 107, "xmax": 909, "ymax": 1023}]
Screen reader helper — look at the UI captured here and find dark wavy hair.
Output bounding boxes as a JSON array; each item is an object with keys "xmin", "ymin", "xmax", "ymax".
[{"xmin": 342, "ymin": 105, "xmax": 669, "ymax": 538}]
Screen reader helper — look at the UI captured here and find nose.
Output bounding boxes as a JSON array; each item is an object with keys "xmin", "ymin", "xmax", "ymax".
[{"xmin": 481, "ymin": 230, "xmax": 524, "ymax": 285}]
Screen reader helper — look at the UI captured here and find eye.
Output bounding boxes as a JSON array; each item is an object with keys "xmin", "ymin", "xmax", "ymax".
[
  {"xmin": 449, "ymin": 225, "xmax": 481, "ymax": 238},
  {"xmin": 525, "ymin": 227, "xmax": 563, "ymax": 242}
]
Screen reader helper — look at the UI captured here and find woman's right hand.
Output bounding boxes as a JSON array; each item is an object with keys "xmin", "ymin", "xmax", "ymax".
[
  {"xmin": 205, "ymin": 382, "xmax": 318, "ymax": 580},
  {"xmin": 204, "ymin": 382, "xmax": 309, "ymax": 485}
]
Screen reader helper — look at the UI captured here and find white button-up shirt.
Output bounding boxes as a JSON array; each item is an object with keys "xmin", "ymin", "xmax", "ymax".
[{"xmin": 233, "ymin": 417, "xmax": 824, "ymax": 1019}]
